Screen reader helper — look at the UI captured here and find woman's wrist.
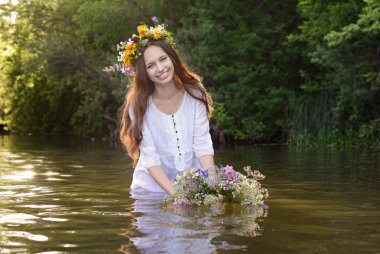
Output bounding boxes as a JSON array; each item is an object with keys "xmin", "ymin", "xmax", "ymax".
[
  {"xmin": 148, "ymin": 165, "xmax": 175, "ymax": 195},
  {"xmin": 198, "ymin": 154, "xmax": 215, "ymax": 169}
]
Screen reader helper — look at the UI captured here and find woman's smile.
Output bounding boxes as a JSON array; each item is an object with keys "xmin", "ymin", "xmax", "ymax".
[{"xmin": 157, "ymin": 71, "xmax": 169, "ymax": 80}]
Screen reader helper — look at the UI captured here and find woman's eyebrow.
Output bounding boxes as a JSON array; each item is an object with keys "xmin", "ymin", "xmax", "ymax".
[{"xmin": 145, "ymin": 55, "xmax": 167, "ymax": 66}]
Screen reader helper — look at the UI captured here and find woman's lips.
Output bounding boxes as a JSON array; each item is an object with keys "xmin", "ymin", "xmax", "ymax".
[{"xmin": 157, "ymin": 71, "xmax": 168, "ymax": 79}]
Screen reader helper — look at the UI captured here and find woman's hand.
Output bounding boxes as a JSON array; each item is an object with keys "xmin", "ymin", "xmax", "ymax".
[{"xmin": 148, "ymin": 165, "xmax": 174, "ymax": 195}]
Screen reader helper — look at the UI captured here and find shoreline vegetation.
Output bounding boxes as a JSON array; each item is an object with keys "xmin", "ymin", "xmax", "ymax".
[
  {"xmin": 0, "ymin": 1, "xmax": 379, "ymax": 147},
  {"xmin": 1, "ymin": 131, "xmax": 379, "ymax": 149}
]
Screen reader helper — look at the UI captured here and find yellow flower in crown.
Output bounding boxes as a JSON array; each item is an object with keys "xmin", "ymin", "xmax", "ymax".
[
  {"xmin": 137, "ymin": 24, "xmax": 148, "ymax": 37},
  {"xmin": 153, "ymin": 27, "xmax": 162, "ymax": 39},
  {"xmin": 125, "ymin": 42, "xmax": 137, "ymax": 56},
  {"xmin": 104, "ymin": 17, "xmax": 176, "ymax": 78},
  {"xmin": 122, "ymin": 54, "xmax": 130, "ymax": 66}
]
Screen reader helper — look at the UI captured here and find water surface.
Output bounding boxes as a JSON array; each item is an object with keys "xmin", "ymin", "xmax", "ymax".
[{"xmin": 0, "ymin": 135, "xmax": 379, "ymax": 253}]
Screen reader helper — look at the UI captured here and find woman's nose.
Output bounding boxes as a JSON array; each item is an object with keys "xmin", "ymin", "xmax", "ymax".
[{"xmin": 156, "ymin": 62, "xmax": 164, "ymax": 72}]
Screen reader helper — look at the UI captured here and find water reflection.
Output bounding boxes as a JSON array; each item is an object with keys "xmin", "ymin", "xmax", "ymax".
[
  {"xmin": 0, "ymin": 213, "xmax": 39, "ymax": 224},
  {"xmin": 1, "ymin": 136, "xmax": 380, "ymax": 253},
  {"xmin": 120, "ymin": 191, "xmax": 267, "ymax": 253},
  {"xmin": 1, "ymin": 231, "xmax": 49, "ymax": 241},
  {"xmin": 1, "ymin": 170, "xmax": 35, "ymax": 181}
]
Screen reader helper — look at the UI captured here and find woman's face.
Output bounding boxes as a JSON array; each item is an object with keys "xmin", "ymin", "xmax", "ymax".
[{"xmin": 143, "ymin": 45, "xmax": 174, "ymax": 86}]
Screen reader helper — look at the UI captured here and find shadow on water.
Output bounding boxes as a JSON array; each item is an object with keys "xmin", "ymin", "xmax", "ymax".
[{"xmin": 1, "ymin": 135, "xmax": 380, "ymax": 253}]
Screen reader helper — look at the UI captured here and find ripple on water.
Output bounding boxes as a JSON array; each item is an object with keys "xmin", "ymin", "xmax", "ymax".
[
  {"xmin": 42, "ymin": 171, "xmax": 60, "ymax": 176},
  {"xmin": 0, "ymin": 185, "xmax": 36, "ymax": 190},
  {"xmin": 46, "ymin": 177, "xmax": 64, "ymax": 181},
  {"xmin": 0, "ymin": 151, "xmax": 21, "ymax": 159},
  {"xmin": 19, "ymin": 205, "xmax": 60, "ymax": 209},
  {"xmin": 36, "ymin": 252, "xmax": 68, "ymax": 254},
  {"xmin": 10, "ymin": 159, "xmax": 26, "ymax": 163},
  {"xmin": 31, "ymin": 186, "xmax": 53, "ymax": 193},
  {"xmin": 1, "ymin": 170, "xmax": 35, "ymax": 181},
  {"xmin": 0, "ymin": 191, "xmax": 16, "ymax": 196},
  {"xmin": 0, "ymin": 213, "xmax": 39, "ymax": 225},
  {"xmin": 1, "ymin": 240, "xmax": 26, "ymax": 246},
  {"xmin": 20, "ymin": 164, "xmax": 34, "ymax": 169},
  {"xmin": 42, "ymin": 217, "xmax": 68, "ymax": 222},
  {"xmin": 0, "ymin": 231, "xmax": 48, "ymax": 241}
]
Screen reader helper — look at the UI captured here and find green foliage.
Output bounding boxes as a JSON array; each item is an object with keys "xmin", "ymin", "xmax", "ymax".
[
  {"xmin": 179, "ymin": 0, "xmax": 299, "ymax": 141},
  {"xmin": 0, "ymin": 0, "xmax": 125, "ymax": 136},
  {"xmin": 289, "ymin": 0, "xmax": 380, "ymax": 145},
  {"xmin": 0, "ymin": 0, "xmax": 378, "ymax": 145}
]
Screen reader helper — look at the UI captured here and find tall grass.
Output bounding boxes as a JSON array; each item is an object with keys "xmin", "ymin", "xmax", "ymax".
[{"xmin": 288, "ymin": 92, "xmax": 378, "ymax": 146}]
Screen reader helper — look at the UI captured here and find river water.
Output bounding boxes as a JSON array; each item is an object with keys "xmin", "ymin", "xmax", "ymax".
[{"xmin": 0, "ymin": 135, "xmax": 379, "ymax": 253}]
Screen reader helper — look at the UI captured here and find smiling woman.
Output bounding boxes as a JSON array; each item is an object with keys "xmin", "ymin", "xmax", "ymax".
[{"xmin": 115, "ymin": 18, "xmax": 215, "ymax": 196}]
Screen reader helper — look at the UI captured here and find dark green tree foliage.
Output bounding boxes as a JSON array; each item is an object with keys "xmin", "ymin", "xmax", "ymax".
[
  {"xmin": 289, "ymin": 0, "xmax": 380, "ymax": 145},
  {"xmin": 0, "ymin": 0, "xmax": 78, "ymax": 133},
  {"xmin": 0, "ymin": 0, "xmax": 132, "ymax": 136},
  {"xmin": 178, "ymin": 0, "xmax": 300, "ymax": 141},
  {"xmin": 0, "ymin": 0, "xmax": 379, "ymax": 144}
]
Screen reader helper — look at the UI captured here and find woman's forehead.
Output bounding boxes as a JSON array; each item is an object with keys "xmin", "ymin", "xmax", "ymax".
[{"xmin": 144, "ymin": 45, "xmax": 167, "ymax": 62}]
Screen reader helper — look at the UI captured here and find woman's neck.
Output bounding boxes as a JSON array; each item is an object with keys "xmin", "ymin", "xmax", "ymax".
[
  {"xmin": 153, "ymin": 81, "xmax": 182, "ymax": 100},
  {"xmin": 152, "ymin": 81, "xmax": 185, "ymax": 115}
]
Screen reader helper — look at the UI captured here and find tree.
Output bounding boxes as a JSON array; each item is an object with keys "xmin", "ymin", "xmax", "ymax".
[
  {"xmin": 178, "ymin": 0, "xmax": 300, "ymax": 142},
  {"xmin": 289, "ymin": 0, "xmax": 380, "ymax": 144}
]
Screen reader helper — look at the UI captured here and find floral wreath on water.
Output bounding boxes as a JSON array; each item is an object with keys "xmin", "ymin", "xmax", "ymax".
[
  {"xmin": 103, "ymin": 17, "xmax": 175, "ymax": 78},
  {"xmin": 165, "ymin": 165, "xmax": 269, "ymax": 208}
]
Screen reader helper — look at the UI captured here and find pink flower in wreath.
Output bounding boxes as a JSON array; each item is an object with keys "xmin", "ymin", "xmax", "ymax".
[
  {"xmin": 122, "ymin": 66, "xmax": 135, "ymax": 77},
  {"xmin": 224, "ymin": 165, "xmax": 237, "ymax": 181}
]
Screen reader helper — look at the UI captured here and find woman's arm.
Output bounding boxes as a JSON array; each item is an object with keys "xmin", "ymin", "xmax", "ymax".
[
  {"xmin": 148, "ymin": 165, "xmax": 174, "ymax": 195},
  {"xmin": 199, "ymin": 154, "xmax": 215, "ymax": 170},
  {"xmin": 136, "ymin": 112, "xmax": 174, "ymax": 194},
  {"xmin": 193, "ymin": 97, "xmax": 215, "ymax": 169}
]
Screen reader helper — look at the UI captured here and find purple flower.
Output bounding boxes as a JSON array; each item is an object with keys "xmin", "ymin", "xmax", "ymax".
[
  {"xmin": 195, "ymin": 168, "xmax": 208, "ymax": 178},
  {"xmin": 151, "ymin": 16, "xmax": 158, "ymax": 23},
  {"xmin": 259, "ymin": 202, "xmax": 269, "ymax": 209},
  {"xmin": 224, "ymin": 165, "xmax": 237, "ymax": 181},
  {"xmin": 224, "ymin": 182, "xmax": 232, "ymax": 190},
  {"xmin": 131, "ymin": 34, "xmax": 140, "ymax": 43},
  {"xmin": 121, "ymin": 66, "xmax": 135, "ymax": 77}
]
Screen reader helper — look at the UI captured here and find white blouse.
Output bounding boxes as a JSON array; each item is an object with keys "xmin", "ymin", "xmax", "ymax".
[{"xmin": 130, "ymin": 90, "xmax": 214, "ymax": 193}]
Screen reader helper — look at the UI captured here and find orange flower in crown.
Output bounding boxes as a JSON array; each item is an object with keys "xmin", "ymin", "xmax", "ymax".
[{"xmin": 103, "ymin": 17, "xmax": 176, "ymax": 78}]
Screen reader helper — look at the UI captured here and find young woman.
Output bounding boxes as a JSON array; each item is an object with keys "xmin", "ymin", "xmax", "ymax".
[{"xmin": 117, "ymin": 19, "xmax": 214, "ymax": 195}]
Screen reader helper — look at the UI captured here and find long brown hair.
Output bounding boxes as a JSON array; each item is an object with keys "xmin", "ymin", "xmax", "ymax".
[{"xmin": 119, "ymin": 40, "xmax": 213, "ymax": 165}]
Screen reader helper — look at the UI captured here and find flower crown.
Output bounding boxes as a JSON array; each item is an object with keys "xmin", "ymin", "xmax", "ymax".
[{"xmin": 103, "ymin": 17, "xmax": 175, "ymax": 78}]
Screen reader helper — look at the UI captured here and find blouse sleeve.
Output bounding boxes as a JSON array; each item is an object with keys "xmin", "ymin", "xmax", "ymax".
[
  {"xmin": 129, "ymin": 107, "xmax": 161, "ymax": 172},
  {"xmin": 193, "ymin": 100, "xmax": 214, "ymax": 158},
  {"xmin": 139, "ymin": 118, "xmax": 161, "ymax": 172}
]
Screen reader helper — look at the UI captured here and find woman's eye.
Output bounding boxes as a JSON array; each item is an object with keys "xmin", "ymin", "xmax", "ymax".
[{"xmin": 160, "ymin": 57, "xmax": 167, "ymax": 61}]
